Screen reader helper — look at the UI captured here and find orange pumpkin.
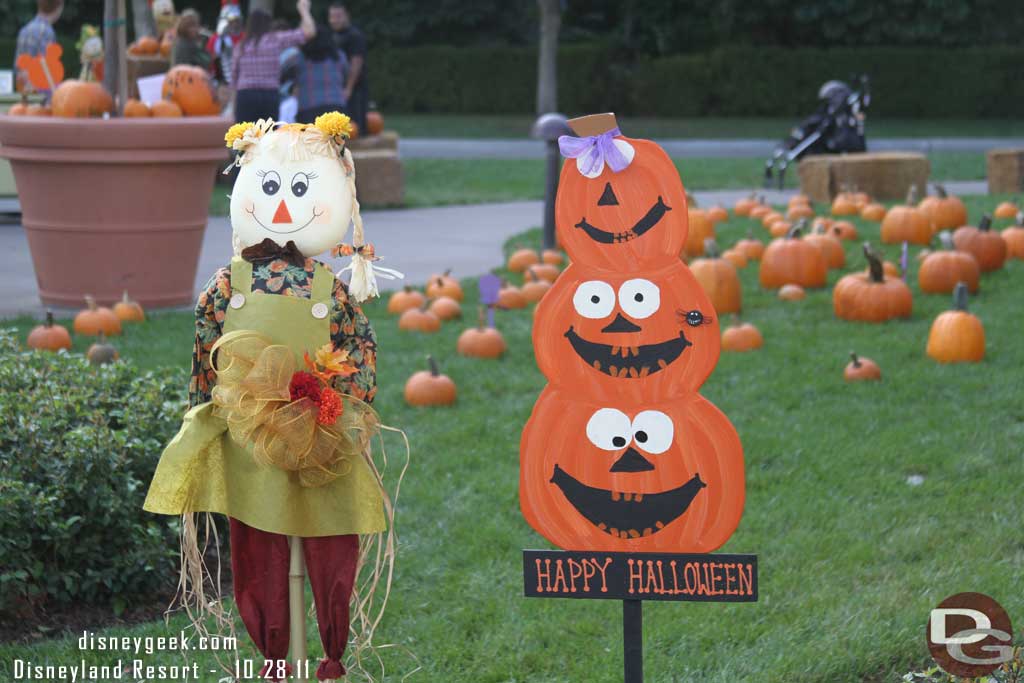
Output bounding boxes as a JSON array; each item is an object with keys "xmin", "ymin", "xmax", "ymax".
[
  {"xmin": 521, "ymin": 270, "xmax": 552, "ymax": 302},
  {"xmin": 366, "ymin": 110, "xmax": 384, "ymax": 135},
  {"xmin": 160, "ymin": 33, "xmax": 173, "ymax": 58},
  {"xmin": 26, "ymin": 310, "xmax": 72, "ymax": 351},
  {"xmin": 541, "ymin": 249, "xmax": 565, "ymax": 266},
  {"xmin": 786, "ymin": 203, "xmax": 814, "ymax": 221},
  {"xmin": 428, "ymin": 295, "xmax": 462, "ymax": 321},
  {"xmin": 768, "ymin": 219, "xmax": 792, "ymax": 238},
  {"xmin": 844, "ymin": 352, "xmax": 881, "ymax": 381},
  {"xmin": 507, "ymin": 248, "xmax": 540, "ymax": 273},
  {"xmin": 8, "ymin": 97, "xmax": 29, "ymax": 115},
  {"xmin": 387, "ymin": 286, "xmax": 426, "ymax": 314},
  {"xmin": 150, "ymin": 99, "xmax": 183, "ymax": 117},
  {"xmin": 721, "ymin": 321, "xmax": 762, "ymax": 352},
  {"xmin": 555, "ymin": 128, "xmax": 690, "ymax": 271},
  {"xmin": 777, "ymin": 283, "xmax": 805, "ymax": 301},
  {"xmin": 734, "ymin": 232, "xmax": 765, "ymax": 261},
  {"xmin": 682, "ymin": 208, "xmax": 714, "ymax": 256},
  {"xmin": 112, "ymin": 291, "xmax": 145, "ymax": 322},
  {"xmin": 993, "ymin": 201, "xmax": 1018, "ymax": 219},
  {"xmin": 520, "ymin": 387, "xmax": 745, "ymax": 552},
  {"xmin": 129, "ymin": 36, "xmax": 160, "ymax": 55},
  {"xmin": 1001, "ymin": 213, "xmax": 1024, "ymax": 259},
  {"xmin": 831, "ymin": 193, "xmax": 858, "ymax": 216},
  {"xmin": 787, "ymin": 194, "xmax": 810, "ymax": 208},
  {"xmin": 881, "ymin": 188, "xmax": 930, "ymax": 245},
  {"xmin": 926, "ymin": 283, "xmax": 984, "ymax": 363},
  {"xmin": 529, "ymin": 263, "xmax": 561, "ymax": 283},
  {"xmin": 162, "ymin": 65, "xmax": 220, "ymax": 115},
  {"xmin": 123, "ymin": 98, "xmax": 151, "ymax": 117},
  {"xmin": 25, "ymin": 104, "xmax": 51, "ymax": 116},
  {"xmin": 804, "ymin": 224, "xmax": 846, "ymax": 270},
  {"xmin": 918, "ymin": 232, "xmax": 980, "ymax": 294},
  {"xmin": 532, "ymin": 259, "xmax": 719, "ymax": 400},
  {"xmin": 919, "ymin": 184, "xmax": 967, "ymax": 233},
  {"xmin": 426, "ymin": 270, "xmax": 464, "ymax": 301},
  {"xmin": 457, "ymin": 308, "xmax": 506, "ymax": 359},
  {"xmin": 73, "ymin": 296, "xmax": 122, "ymax": 336},
  {"xmin": 689, "ymin": 239, "xmax": 741, "ymax": 315},
  {"xmin": 860, "ymin": 202, "xmax": 887, "ymax": 222},
  {"xmin": 51, "ymin": 80, "xmax": 113, "ymax": 118},
  {"xmin": 706, "ymin": 205, "xmax": 729, "ymax": 224},
  {"xmin": 733, "ymin": 194, "xmax": 758, "ymax": 216},
  {"xmin": 397, "ymin": 306, "xmax": 441, "ymax": 333},
  {"xmin": 758, "ymin": 225, "xmax": 828, "ymax": 289},
  {"xmin": 830, "ymin": 220, "xmax": 859, "ymax": 241},
  {"xmin": 833, "ymin": 244, "xmax": 913, "ymax": 322},
  {"xmin": 404, "ymin": 356, "xmax": 456, "ymax": 406},
  {"xmin": 498, "ymin": 281, "xmax": 528, "ymax": 309},
  {"xmin": 952, "ymin": 215, "xmax": 1007, "ymax": 272},
  {"xmin": 749, "ymin": 204, "xmax": 771, "ymax": 220},
  {"xmin": 760, "ymin": 211, "xmax": 784, "ymax": 229},
  {"xmin": 721, "ymin": 247, "xmax": 748, "ymax": 269}
]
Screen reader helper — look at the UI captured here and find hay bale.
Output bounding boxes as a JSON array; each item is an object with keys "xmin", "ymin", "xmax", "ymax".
[
  {"xmin": 986, "ymin": 148, "xmax": 1024, "ymax": 194},
  {"xmin": 351, "ymin": 148, "xmax": 404, "ymax": 206},
  {"xmin": 797, "ymin": 152, "xmax": 930, "ymax": 203}
]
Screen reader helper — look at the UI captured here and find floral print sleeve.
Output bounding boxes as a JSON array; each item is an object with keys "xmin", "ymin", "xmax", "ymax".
[
  {"xmin": 188, "ymin": 267, "xmax": 230, "ymax": 408},
  {"xmin": 329, "ymin": 277, "xmax": 378, "ymax": 405}
]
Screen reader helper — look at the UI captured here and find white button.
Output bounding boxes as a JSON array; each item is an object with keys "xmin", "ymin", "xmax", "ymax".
[
  {"xmin": 311, "ymin": 302, "xmax": 329, "ymax": 319},
  {"xmin": 229, "ymin": 293, "xmax": 245, "ymax": 309}
]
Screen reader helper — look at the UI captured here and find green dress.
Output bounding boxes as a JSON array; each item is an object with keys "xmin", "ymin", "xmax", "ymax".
[{"xmin": 144, "ymin": 257, "xmax": 385, "ymax": 537}]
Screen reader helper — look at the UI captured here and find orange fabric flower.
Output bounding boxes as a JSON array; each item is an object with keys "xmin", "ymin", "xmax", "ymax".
[{"xmin": 317, "ymin": 387, "xmax": 343, "ymax": 425}]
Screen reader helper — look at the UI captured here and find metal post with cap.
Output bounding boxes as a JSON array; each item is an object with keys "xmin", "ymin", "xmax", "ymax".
[{"xmin": 531, "ymin": 113, "xmax": 571, "ymax": 250}]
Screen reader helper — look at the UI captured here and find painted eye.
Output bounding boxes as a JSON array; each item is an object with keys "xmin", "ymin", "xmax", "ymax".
[
  {"xmin": 261, "ymin": 170, "xmax": 281, "ymax": 196},
  {"xmin": 291, "ymin": 172, "xmax": 310, "ymax": 197},
  {"xmin": 586, "ymin": 408, "xmax": 632, "ymax": 451},
  {"xmin": 685, "ymin": 310, "xmax": 705, "ymax": 326},
  {"xmin": 631, "ymin": 411, "xmax": 674, "ymax": 455},
  {"xmin": 573, "ymin": 280, "xmax": 616, "ymax": 319},
  {"xmin": 618, "ymin": 279, "xmax": 660, "ymax": 319}
]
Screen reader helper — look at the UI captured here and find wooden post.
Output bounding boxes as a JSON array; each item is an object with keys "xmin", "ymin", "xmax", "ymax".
[
  {"xmin": 288, "ymin": 536, "xmax": 308, "ymax": 681},
  {"xmin": 623, "ymin": 599, "xmax": 643, "ymax": 683},
  {"xmin": 115, "ymin": 0, "xmax": 129, "ymax": 115}
]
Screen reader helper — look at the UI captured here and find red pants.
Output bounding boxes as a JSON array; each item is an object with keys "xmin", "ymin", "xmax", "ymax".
[{"xmin": 229, "ymin": 518, "xmax": 359, "ymax": 681}]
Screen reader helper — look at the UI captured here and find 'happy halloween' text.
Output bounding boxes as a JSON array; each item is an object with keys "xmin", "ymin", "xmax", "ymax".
[{"xmin": 523, "ymin": 550, "xmax": 757, "ymax": 602}]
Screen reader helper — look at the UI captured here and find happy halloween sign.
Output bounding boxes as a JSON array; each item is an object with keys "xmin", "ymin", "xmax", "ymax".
[{"xmin": 523, "ymin": 550, "xmax": 757, "ymax": 602}]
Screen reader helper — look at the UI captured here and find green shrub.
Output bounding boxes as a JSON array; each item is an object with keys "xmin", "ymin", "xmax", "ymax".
[{"xmin": 0, "ymin": 329, "xmax": 187, "ymax": 616}]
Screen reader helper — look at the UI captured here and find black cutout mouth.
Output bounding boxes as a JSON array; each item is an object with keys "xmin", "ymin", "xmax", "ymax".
[
  {"xmin": 551, "ymin": 464, "xmax": 704, "ymax": 539},
  {"xmin": 565, "ymin": 326, "xmax": 690, "ymax": 378},
  {"xmin": 575, "ymin": 196, "xmax": 670, "ymax": 244}
]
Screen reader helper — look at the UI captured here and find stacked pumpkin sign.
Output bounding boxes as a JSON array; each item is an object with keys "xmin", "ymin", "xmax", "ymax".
[{"xmin": 522, "ymin": 114, "xmax": 747, "ymax": 556}]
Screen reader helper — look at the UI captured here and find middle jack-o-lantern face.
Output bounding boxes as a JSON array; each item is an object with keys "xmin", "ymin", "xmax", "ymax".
[
  {"xmin": 520, "ymin": 387, "xmax": 745, "ymax": 553},
  {"xmin": 555, "ymin": 137, "xmax": 690, "ymax": 271},
  {"xmin": 533, "ymin": 260, "xmax": 720, "ymax": 400}
]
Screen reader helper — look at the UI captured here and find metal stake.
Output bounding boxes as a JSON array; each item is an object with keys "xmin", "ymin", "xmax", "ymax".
[
  {"xmin": 288, "ymin": 536, "xmax": 308, "ymax": 681},
  {"xmin": 623, "ymin": 599, "xmax": 643, "ymax": 683}
]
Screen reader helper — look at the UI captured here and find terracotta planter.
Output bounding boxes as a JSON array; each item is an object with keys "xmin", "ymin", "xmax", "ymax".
[{"xmin": 0, "ymin": 115, "xmax": 228, "ymax": 308}]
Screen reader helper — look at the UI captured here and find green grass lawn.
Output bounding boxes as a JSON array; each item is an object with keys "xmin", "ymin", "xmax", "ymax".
[
  {"xmin": 3, "ymin": 195, "xmax": 1022, "ymax": 681},
  {"xmin": 387, "ymin": 114, "xmax": 1024, "ymax": 140},
  {"xmin": 209, "ymin": 152, "xmax": 988, "ymax": 214}
]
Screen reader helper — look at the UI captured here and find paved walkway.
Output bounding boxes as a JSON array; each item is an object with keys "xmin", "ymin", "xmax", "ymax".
[
  {"xmin": 400, "ymin": 138, "xmax": 1024, "ymax": 159},
  {"xmin": 0, "ymin": 181, "xmax": 989, "ymax": 318}
]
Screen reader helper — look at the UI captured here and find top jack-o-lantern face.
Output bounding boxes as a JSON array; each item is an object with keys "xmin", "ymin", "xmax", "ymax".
[
  {"xmin": 556, "ymin": 138, "xmax": 690, "ymax": 270},
  {"xmin": 520, "ymin": 387, "xmax": 745, "ymax": 553},
  {"xmin": 533, "ymin": 260, "xmax": 720, "ymax": 400},
  {"xmin": 230, "ymin": 128, "xmax": 353, "ymax": 257}
]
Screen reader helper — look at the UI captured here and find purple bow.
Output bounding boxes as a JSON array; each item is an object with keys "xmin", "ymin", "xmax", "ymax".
[{"xmin": 558, "ymin": 127, "xmax": 631, "ymax": 176}]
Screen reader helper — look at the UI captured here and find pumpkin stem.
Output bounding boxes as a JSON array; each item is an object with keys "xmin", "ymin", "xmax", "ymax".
[
  {"xmin": 952, "ymin": 282, "xmax": 969, "ymax": 311},
  {"xmin": 427, "ymin": 355, "xmax": 440, "ymax": 377},
  {"xmin": 122, "ymin": 290, "xmax": 131, "ymax": 304},
  {"xmin": 444, "ymin": 268, "xmax": 452, "ymax": 277},
  {"xmin": 934, "ymin": 183, "xmax": 948, "ymax": 199},
  {"xmin": 403, "ymin": 285, "xmax": 414, "ymax": 294},
  {"xmin": 979, "ymin": 214, "xmax": 992, "ymax": 232},
  {"xmin": 906, "ymin": 184, "xmax": 918, "ymax": 205},
  {"xmin": 1016, "ymin": 210, "xmax": 1023, "ymax": 225},
  {"xmin": 849, "ymin": 351, "xmax": 862, "ymax": 368},
  {"xmin": 786, "ymin": 221, "xmax": 805, "ymax": 239},
  {"xmin": 477, "ymin": 305, "xmax": 486, "ymax": 329},
  {"xmin": 44, "ymin": 309, "xmax": 55, "ymax": 328},
  {"xmin": 85, "ymin": 294, "xmax": 97, "ymax": 311},
  {"xmin": 703, "ymin": 238, "xmax": 719, "ymax": 258},
  {"xmin": 863, "ymin": 242, "xmax": 885, "ymax": 282}
]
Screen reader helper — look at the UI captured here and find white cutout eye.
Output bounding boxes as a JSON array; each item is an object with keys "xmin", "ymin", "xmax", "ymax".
[
  {"xmin": 586, "ymin": 409, "xmax": 632, "ymax": 451},
  {"xmin": 573, "ymin": 280, "xmax": 616, "ymax": 319},
  {"xmin": 630, "ymin": 410, "xmax": 674, "ymax": 454},
  {"xmin": 618, "ymin": 279, "xmax": 660, "ymax": 319}
]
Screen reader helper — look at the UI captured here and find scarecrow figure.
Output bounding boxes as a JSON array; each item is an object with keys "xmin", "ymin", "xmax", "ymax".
[
  {"xmin": 207, "ymin": 0, "xmax": 244, "ymax": 86},
  {"xmin": 145, "ymin": 112, "xmax": 400, "ymax": 682}
]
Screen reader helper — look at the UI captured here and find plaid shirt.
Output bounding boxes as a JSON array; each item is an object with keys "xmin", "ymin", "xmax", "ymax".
[
  {"xmin": 14, "ymin": 15, "xmax": 56, "ymax": 78},
  {"xmin": 296, "ymin": 54, "xmax": 348, "ymax": 112},
  {"xmin": 232, "ymin": 28, "xmax": 307, "ymax": 90}
]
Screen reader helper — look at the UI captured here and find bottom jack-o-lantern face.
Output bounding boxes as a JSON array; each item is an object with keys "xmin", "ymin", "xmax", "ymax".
[
  {"xmin": 520, "ymin": 388, "xmax": 745, "ymax": 553},
  {"xmin": 551, "ymin": 408, "xmax": 706, "ymax": 539}
]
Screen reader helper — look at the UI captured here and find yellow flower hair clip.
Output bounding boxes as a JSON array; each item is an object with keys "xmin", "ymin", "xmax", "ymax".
[
  {"xmin": 224, "ymin": 121, "xmax": 254, "ymax": 148},
  {"xmin": 314, "ymin": 111, "xmax": 353, "ymax": 140}
]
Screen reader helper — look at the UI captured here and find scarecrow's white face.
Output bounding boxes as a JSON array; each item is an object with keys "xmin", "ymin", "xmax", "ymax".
[{"xmin": 230, "ymin": 131, "xmax": 352, "ymax": 257}]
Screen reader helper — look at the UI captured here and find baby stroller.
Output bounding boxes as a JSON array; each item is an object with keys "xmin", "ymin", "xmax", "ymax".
[{"xmin": 764, "ymin": 75, "xmax": 870, "ymax": 189}]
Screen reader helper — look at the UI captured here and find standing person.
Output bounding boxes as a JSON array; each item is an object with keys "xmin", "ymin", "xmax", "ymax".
[
  {"xmin": 14, "ymin": 0, "xmax": 63, "ymax": 93},
  {"xmin": 231, "ymin": 0, "xmax": 315, "ymax": 124},
  {"xmin": 207, "ymin": 1, "xmax": 244, "ymax": 86},
  {"xmin": 293, "ymin": 26, "xmax": 349, "ymax": 124},
  {"xmin": 327, "ymin": 3, "xmax": 368, "ymax": 134},
  {"xmin": 171, "ymin": 10, "xmax": 211, "ymax": 68}
]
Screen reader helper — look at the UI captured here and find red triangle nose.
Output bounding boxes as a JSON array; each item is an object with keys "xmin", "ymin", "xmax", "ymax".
[{"xmin": 272, "ymin": 200, "xmax": 292, "ymax": 224}]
